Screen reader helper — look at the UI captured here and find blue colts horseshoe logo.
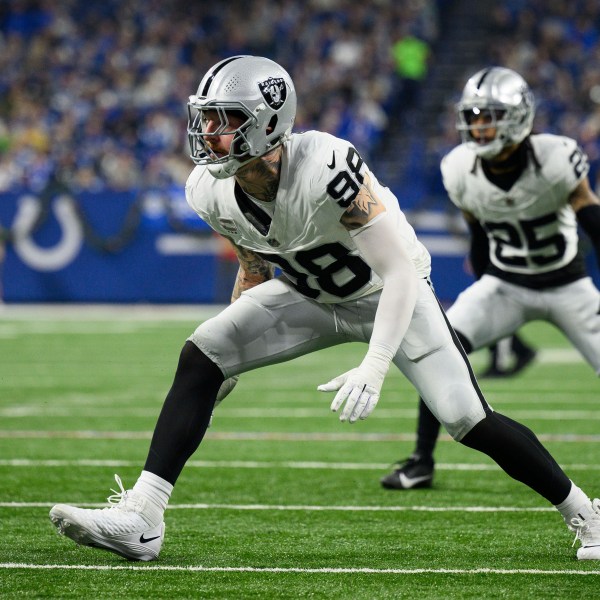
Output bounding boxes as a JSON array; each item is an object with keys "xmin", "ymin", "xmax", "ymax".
[{"xmin": 12, "ymin": 194, "xmax": 84, "ymax": 271}]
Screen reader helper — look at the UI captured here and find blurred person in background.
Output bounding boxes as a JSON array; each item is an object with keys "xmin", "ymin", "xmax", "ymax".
[{"xmin": 382, "ymin": 66, "xmax": 600, "ymax": 491}]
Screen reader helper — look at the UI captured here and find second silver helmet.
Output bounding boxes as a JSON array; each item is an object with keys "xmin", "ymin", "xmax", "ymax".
[{"xmin": 456, "ymin": 67, "xmax": 535, "ymax": 159}]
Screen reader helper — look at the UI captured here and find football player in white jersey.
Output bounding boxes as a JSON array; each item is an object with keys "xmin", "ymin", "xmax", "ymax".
[
  {"xmin": 49, "ymin": 58, "xmax": 600, "ymax": 561},
  {"xmin": 382, "ymin": 66, "xmax": 600, "ymax": 493}
]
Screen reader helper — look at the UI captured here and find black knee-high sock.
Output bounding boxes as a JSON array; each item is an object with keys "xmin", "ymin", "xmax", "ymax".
[
  {"xmin": 144, "ymin": 341, "xmax": 224, "ymax": 485},
  {"xmin": 415, "ymin": 399, "xmax": 441, "ymax": 459},
  {"xmin": 460, "ymin": 412, "xmax": 571, "ymax": 504}
]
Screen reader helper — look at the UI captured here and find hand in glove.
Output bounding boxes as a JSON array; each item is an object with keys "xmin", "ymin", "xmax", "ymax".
[
  {"xmin": 318, "ymin": 368, "xmax": 380, "ymax": 423},
  {"xmin": 317, "ymin": 345, "xmax": 393, "ymax": 423}
]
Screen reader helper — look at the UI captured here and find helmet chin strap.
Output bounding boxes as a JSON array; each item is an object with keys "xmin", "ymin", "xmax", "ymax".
[
  {"xmin": 207, "ymin": 133, "xmax": 288, "ymax": 179},
  {"xmin": 207, "ymin": 152, "xmax": 262, "ymax": 179},
  {"xmin": 207, "ymin": 159, "xmax": 245, "ymax": 179}
]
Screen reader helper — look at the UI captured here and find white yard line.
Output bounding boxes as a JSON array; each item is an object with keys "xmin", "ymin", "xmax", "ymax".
[
  {"xmin": 0, "ymin": 502, "xmax": 559, "ymax": 512},
  {"xmin": 1, "ymin": 430, "xmax": 600, "ymax": 442},
  {"xmin": 0, "ymin": 563, "xmax": 598, "ymax": 575},
  {"xmin": 1, "ymin": 458, "xmax": 599, "ymax": 471}
]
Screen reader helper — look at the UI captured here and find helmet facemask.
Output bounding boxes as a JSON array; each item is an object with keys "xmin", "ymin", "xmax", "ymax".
[
  {"xmin": 187, "ymin": 102, "xmax": 258, "ymax": 178},
  {"xmin": 456, "ymin": 105, "xmax": 509, "ymax": 159}
]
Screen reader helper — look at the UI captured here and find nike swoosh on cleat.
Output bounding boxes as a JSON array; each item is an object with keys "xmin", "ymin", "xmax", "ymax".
[
  {"xmin": 140, "ymin": 533, "xmax": 161, "ymax": 543},
  {"xmin": 398, "ymin": 473, "xmax": 431, "ymax": 488},
  {"xmin": 327, "ymin": 152, "xmax": 336, "ymax": 169}
]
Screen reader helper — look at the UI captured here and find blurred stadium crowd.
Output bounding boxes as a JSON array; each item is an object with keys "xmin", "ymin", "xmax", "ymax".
[
  {"xmin": 427, "ymin": 0, "xmax": 600, "ymax": 193},
  {"xmin": 0, "ymin": 0, "xmax": 437, "ymax": 194},
  {"xmin": 0, "ymin": 0, "xmax": 599, "ymax": 196}
]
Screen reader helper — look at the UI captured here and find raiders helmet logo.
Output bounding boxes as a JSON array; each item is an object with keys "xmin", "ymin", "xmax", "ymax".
[{"xmin": 258, "ymin": 77, "xmax": 287, "ymax": 110}]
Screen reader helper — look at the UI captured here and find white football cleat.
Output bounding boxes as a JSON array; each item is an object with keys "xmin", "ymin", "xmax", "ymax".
[
  {"xmin": 571, "ymin": 498, "xmax": 600, "ymax": 560},
  {"xmin": 49, "ymin": 474, "xmax": 165, "ymax": 561}
]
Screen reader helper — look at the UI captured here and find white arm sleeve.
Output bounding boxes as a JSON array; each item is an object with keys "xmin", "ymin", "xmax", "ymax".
[
  {"xmin": 351, "ymin": 211, "xmax": 419, "ymax": 365},
  {"xmin": 318, "ymin": 211, "xmax": 420, "ymax": 422}
]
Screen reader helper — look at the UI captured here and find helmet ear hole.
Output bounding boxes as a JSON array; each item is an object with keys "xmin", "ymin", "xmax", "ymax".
[{"xmin": 266, "ymin": 115, "xmax": 278, "ymax": 137}]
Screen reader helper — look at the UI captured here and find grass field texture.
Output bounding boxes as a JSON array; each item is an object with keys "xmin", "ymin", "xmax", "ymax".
[{"xmin": 0, "ymin": 305, "xmax": 599, "ymax": 599}]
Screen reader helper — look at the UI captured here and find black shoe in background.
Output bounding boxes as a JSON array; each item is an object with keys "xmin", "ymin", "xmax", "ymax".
[{"xmin": 380, "ymin": 454, "xmax": 434, "ymax": 490}]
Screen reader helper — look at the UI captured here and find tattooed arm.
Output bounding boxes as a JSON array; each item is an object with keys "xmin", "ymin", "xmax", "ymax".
[
  {"xmin": 340, "ymin": 173, "xmax": 386, "ymax": 230},
  {"xmin": 229, "ymin": 240, "xmax": 275, "ymax": 303},
  {"xmin": 319, "ymin": 170, "xmax": 418, "ymax": 423}
]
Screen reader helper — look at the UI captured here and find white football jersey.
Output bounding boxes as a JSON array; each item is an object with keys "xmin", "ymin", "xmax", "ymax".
[
  {"xmin": 186, "ymin": 130, "xmax": 431, "ymax": 303},
  {"xmin": 441, "ymin": 133, "xmax": 588, "ymax": 276}
]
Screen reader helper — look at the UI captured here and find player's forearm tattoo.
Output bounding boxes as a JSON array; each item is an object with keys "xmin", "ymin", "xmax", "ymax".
[{"xmin": 230, "ymin": 244, "xmax": 275, "ymax": 302}]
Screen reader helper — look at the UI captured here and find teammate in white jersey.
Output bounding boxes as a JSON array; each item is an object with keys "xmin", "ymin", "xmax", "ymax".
[
  {"xmin": 382, "ymin": 67, "xmax": 600, "ymax": 493},
  {"xmin": 49, "ymin": 58, "xmax": 600, "ymax": 561}
]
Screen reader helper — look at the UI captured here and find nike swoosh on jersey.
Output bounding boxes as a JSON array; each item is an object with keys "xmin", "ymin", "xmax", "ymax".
[
  {"xmin": 327, "ymin": 151, "xmax": 336, "ymax": 169},
  {"xmin": 398, "ymin": 472, "xmax": 431, "ymax": 488},
  {"xmin": 139, "ymin": 533, "xmax": 161, "ymax": 543}
]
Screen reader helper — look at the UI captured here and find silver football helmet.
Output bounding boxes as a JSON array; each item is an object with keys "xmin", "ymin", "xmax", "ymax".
[
  {"xmin": 187, "ymin": 55, "xmax": 296, "ymax": 178},
  {"xmin": 456, "ymin": 67, "xmax": 535, "ymax": 159}
]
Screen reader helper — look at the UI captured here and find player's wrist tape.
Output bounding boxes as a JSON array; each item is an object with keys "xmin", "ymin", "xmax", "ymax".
[{"xmin": 358, "ymin": 343, "xmax": 396, "ymax": 388}]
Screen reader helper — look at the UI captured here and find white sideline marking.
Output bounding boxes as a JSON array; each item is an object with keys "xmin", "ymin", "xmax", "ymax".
[
  {"xmin": 1, "ymin": 563, "xmax": 599, "ymax": 575},
  {"xmin": 1, "ymin": 458, "xmax": 599, "ymax": 472},
  {"xmin": 0, "ymin": 304, "xmax": 225, "ymax": 321},
  {"xmin": 2, "ymin": 430, "xmax": 600, "ymax": 442},
  {"xmin": 0, "ymin": 502, "xmax": 556, "ymax": 512}
]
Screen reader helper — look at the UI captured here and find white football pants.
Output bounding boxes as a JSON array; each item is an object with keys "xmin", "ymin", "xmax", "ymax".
[
  {"xmin": 189, "ymin": 277, "xmax": 488, "ymax": 440},
  {"xmin": 448, "ymin": 275, "xmax": 600, "ymax": 375}
]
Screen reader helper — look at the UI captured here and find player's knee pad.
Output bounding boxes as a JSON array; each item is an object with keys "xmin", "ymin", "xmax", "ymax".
[{"xmin": 432, "ymin": 383, "xmax": 487, "ymax": 441}]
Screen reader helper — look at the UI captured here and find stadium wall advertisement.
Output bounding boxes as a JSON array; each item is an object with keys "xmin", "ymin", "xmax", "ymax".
[{"xmin": 0, "ymin": 189, "xmax": 597, "ymax": 305}]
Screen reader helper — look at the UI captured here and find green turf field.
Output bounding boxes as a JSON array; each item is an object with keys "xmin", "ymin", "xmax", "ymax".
[{"xmin": 0, "ymin": 305, "xmax": 599, "ymax": 599}]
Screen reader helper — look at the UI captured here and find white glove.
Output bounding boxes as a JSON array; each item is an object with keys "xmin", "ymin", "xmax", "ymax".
[
  {"xmin": 318, "ymin": 368, "xmax": 380, "ymax": 423},
  {"xmin": 317, "ymin": 345, "xmax": 393, "ymax": 423},
  {"xmin": 209, "ymin": 375, "xmax": 239, "ymax": 427}
]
